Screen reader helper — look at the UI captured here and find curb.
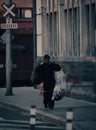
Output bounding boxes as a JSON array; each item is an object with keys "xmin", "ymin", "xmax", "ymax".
[{"xmin": 37, "ymin": 109, "xmax": 66, "ymax": 126}]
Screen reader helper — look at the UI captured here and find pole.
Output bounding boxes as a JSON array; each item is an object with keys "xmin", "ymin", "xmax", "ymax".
[
  {"xmin": 33, "ymin": 0, "xmax": 37, "ymax": 69},
  {"xmin": 33, "ymin": 0, "xmax": 37, "ymax": 89},
  {"xmin": 30, "ymin": 105, "xmax": 36, "ymax": 130},
  {"xmin": 5, "ymin": 0, "xmax": 13, "ymax": 95},
  {"xmin": 66, "ymin": 108, "xmax": 73, "ymax": 130}
]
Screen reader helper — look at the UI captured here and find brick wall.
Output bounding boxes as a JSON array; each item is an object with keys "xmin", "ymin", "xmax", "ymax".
[{"xmin": 0, "ymin": 0, "xmax": 32, "ymax": 8}]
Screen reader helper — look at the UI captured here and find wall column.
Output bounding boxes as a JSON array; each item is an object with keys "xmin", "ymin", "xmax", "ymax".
[
  {"xmin": 80, "ymin": 0, "xmax": 88, "ymax": 57},
  {"xmin": 36, "ymin": 0, "xmax": 42, "ymax": 56}
]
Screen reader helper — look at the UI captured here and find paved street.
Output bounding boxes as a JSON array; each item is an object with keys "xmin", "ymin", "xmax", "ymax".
[
  {"xmin": 0, "ymin": 87, "xmax": 96, "ymax": 130},
  {"xmin": 0, "ymin": 102, "xmax": 64, "ymax": 130},
  {"xmin": 0, "ymin": 102, "xmax": 29, "ymax": 121}
]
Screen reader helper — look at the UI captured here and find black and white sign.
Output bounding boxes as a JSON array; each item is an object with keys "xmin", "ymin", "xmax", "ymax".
[
  {"xmin": 2, "ymin": 3, "xmax": 16, "ymax": 17},
  {"xmin": 1, "ymin": 18, "xmax": 18, "ymax": 29},
  {"xmin": 1, "ymin": 23, "xmax": 18, "ymax": 29}
]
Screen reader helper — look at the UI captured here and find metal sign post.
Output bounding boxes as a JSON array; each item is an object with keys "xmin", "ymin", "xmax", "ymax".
[
  {"xmin": 5, "ymin": 0, "xmax": 13, "ymax": 95},
  {"xmin": 5, "ymin": 27, "xmax": 13, "ymax": 95},
  {"xmin": 1, "ymin": 0, "xmax": 16, "ymax": 95},
  {"xmin": 33, "ymin": 0, "xmax": 37, "ymax": 69}
]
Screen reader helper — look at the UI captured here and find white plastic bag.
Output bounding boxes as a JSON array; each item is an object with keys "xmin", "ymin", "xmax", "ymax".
[{"xmin": 52, "ymin": 70, "xmax": 66, "ymax": 101}]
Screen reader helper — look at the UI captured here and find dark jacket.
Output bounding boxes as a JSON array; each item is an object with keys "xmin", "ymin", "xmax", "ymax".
[{"xmin": 35, "ymin": 62, "xmax": 61, "ymax": 91}]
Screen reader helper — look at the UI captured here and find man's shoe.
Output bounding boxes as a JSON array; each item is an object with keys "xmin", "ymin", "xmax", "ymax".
[
  {"xmin": 44, "ymin": 104, "xmax": 48, "ymax": 109},
  {"xmin": 48, "ymin": 101, "xmax": 55, "ymax": 110}
]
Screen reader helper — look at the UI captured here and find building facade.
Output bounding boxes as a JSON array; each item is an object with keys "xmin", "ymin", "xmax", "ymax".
[
  {"xmin": 0, "ymin": 0, "xmax": 96, "ymax": 85},
  {"xmin": 36, "ymin": 0, "xmax": 96, "ymax": 62},
  {"xmin": 0, "ymin": 0, "xmax": 33, "ymax": 86}
]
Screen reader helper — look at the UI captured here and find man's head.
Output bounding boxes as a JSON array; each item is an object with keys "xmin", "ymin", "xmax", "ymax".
[{"xmin": 43, "ymin": 54, "xmax": 50, "ymax": 64}]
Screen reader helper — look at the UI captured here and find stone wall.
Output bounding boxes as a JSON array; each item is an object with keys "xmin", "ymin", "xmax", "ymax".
[
  {"xmin": 59, "ymin": 61, "xmax": 96, "ymax": 102},
  {"xmin": 59, "ymin": 61, "xmax": 95, "ymax": 82}
]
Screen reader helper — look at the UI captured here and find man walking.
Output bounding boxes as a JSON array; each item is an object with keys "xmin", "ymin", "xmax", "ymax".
[{"xmin": 35, "ymin": 54, "xmax": 61, "ymax": 109}]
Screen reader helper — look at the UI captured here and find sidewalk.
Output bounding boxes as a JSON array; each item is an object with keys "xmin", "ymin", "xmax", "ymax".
[
  {"xmin": 0, "ymin": 87, "xmax": 44, "ymax": 110},
  {"xmin": 0, "ymin": 86, "xmax": 94, "ymax": 109}
]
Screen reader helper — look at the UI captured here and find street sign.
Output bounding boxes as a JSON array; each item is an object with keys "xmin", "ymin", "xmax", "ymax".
[
  {"xmin": 1, "ymin": 32, "xmax": 15, "ymax": 44},
  {"xmin": 1, "ymin": 18, "xmax": 18, "ymax": 29},
  {"xmin": 2, "ymin": 3, "xmax": 16, "ymax": 17},
  {"xmin": 6, "ymin": 18, "xmax": 12, "ymax": 23},
  {"xmin": 1, "ymin": 23, "xmax": 18, "ymax": 29}
]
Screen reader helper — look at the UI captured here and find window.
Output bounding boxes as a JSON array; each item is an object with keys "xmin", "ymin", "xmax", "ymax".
[
  {"xmin": 14, "ymin": 8, "xmax": 32, "ymax": 18},
  {"xmin": 24, "ymin": 9, "xmax": 32, "ymax": 18}
]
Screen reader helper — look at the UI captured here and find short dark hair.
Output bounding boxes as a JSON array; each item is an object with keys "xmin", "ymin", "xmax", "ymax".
[{"xmin": 43, "ymin": 54, "xmax": 50, "ymax": 59}]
